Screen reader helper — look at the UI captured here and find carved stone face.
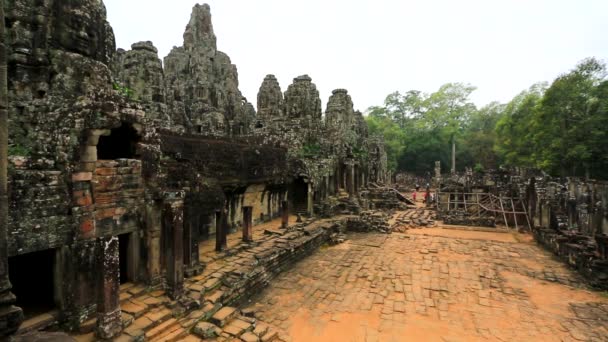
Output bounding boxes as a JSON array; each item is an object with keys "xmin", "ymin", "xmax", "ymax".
[
  {"xmin": 54, "ymin": 1, "xmax": 101, "ymax": 58},
  {"xmin": 6, "ymin": 0, "xmax": 52, "ymax": 63}
]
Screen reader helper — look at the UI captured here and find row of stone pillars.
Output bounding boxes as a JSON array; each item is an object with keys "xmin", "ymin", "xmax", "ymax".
[
  {"xmin": 215, "ymin": 201, "xmax": 290, "ymax": 253},
  {"xmin": 95, "ymin": 192, "xmax": 187, "ymax": 339}
]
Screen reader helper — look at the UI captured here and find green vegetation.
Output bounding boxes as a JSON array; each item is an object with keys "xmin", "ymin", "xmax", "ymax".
[
  {"xmin": 298, "ymin": 143, "xmax": 322, "ymax": 158},
  {"xmin": 113, "ymin": 83, "xmax": 134, "ymax": 99},
  {"xmin": 352, "ymin": 146, "xmax": 368, "ymax": 160},
  {"xmin": 8, "ymin": 145, "xmax": 31, "ymax": 156},
  {"xmin": 367, "ymin": 57, "xmax": 608, "ymax": 179}
]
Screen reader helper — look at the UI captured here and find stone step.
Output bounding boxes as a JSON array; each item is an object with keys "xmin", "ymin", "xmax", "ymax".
[
  {"xmin": 78, "ymin": 317, "xmax": 96, "ymax": 334},
  {"xmin": 222, "ymin": 317, "xmax": 254, "ymax": 337},
  {"xmin": 145, "ymin": 318, "xmax": 178, "ymax": 340},
  {"xmin": 16, "ymin": 311, "xmax": 59, "ymax": 335},
  {"xmin": 144, "ymin": 307, "xmax": 173, "ymax": 325},
  {"xmin": 210, "ymin": 306, "xmax": 239, "ymax": 327},
  {"xmin": 122, "ymin": 312, "xmax": 134, "ymax": 329},
  {"xmin": 201, "ymin": 277, "xmax": 222, "ymax": 295},
  {"xmin": 192, "ymin": 321, "xmax": 222, "ymax": 339},
  {"xmin": 252, "ymin": 322, "xmax": 269, "ymax": 337},
  {"xmin": 77, "ymin": 311, "xmax": 133, "ymax": 335},
  {"xmin": 241, "ymin": 331, "xmax": 260, "ymax": 342},
  {"xmin": 123, "ymin": 315, "xmax": 154, "ymax": 339},
  {"xmin": 121, "ymin": 300, "xmax": 149, "ymax": 318},
  {"xmin": 203, "ymin": 288, "xmax": 224, "ymax": 304},
  {"xmin": 148, "ymin": 324, "xmax": 186, "ymax": 342},
  {"xmin": 261, "ymin": 329, "xmax": 279, "ymax": 342}
]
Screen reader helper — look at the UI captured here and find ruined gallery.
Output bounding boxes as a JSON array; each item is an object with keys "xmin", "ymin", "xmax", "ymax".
[{"xmin": 0, "ymin": 1, "xmax": 607, "ymax": 341}]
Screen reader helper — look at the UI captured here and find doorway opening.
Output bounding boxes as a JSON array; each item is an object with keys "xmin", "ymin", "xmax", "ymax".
[
  {"xmin": 8, "ymin": 249, "xmax": 57, "ymax": 319},
  {"xmin": 291, "ymin": 177, "xmax": 308, "ymax": 214},
  {"xmin": 97, "ymin": 122, "xmax": 141, "ymax": 159}
]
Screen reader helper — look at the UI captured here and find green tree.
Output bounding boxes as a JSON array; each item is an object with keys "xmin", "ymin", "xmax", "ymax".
[
  {"xmin": 460, "ymin": 101, "xmax": 505, "ymax": 169},
  {"xmin": 420, "ymin": 83, "xmax": 477, "ymax": 173},
  {"xmin": 535, "ymin": 58, "xmax": 607, "ymax": 177},
  {"xmin": 494, "ymin": 83, "xmax": 546, "ymax": 168}
]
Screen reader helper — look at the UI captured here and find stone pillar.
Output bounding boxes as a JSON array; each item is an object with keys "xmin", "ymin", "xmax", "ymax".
[
  {"xmin": 307, "ymin": 183, "xmax": 314, "ymax": 217},
  {"xmin": 347, "ymin": 163, "xmax": 355, "ymax": 197},
  {"xmin": 163, "ymin": 195, "xmax": 184, "ymax": 300},
  {"xmin": 434, "ymin": 161, "xmax": 441, "ymax": 186},
  {"xmin": 215, "ymin": 209, "xmax": 227, "ymax": 252},
  {"xmin": 0, "ymin": 1, "xmax": 24, "ymax": 336},
  {"xmin": 96, "ymin": 236, "xmax": 122, "ymax": 339},
  {"xmin": 242, "ymin": 206, "xmax": 253, "ymax": 242},
  {"xmin": 144, "ymin": 199, "xmax": 162, "ymax": 285},
  {"xmin": 183, "ymin": 200, "xmax": 202, "ymax": 277},
  {"xmin": 281, "ymin": 201, "xmax": 289, "ymax": 228}
]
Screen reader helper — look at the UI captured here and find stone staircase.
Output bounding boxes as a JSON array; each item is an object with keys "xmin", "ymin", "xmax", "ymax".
[
  {"xmin": 190, "ymin": 306, "xmax": 279, "ymax": 341},
  {"xmin": 73, "ymin": 217, "xmax": 341, "ymax": 341},
  {"xmin": 74, "ymin": 283, "xmax": 182, "ymax": 341}
]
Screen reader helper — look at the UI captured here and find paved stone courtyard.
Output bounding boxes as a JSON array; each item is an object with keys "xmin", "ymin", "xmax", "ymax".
[{"xmin": 245, "ymin": 228, "xmax": 608, "ymax": 341}]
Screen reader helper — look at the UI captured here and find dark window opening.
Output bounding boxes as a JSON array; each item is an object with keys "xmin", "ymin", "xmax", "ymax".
[
  {"xmin": 118, "ymin": 233, "xmax": 130, "ymax": 284},
  {"xmin": 9, "ymin": 249, "xmax": 57, "ymax": 319},
  {"xmin": 97, "ymin": 122, "xmax": 141, "ymax": 160}
]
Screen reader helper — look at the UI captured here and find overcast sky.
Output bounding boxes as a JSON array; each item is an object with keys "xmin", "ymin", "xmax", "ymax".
[{"xmin": 104, "ymin": 0, "xmax": 608, "ymax": 113}]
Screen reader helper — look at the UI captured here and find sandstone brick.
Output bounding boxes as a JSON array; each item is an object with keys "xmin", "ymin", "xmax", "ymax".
[{"xmin": 72, "ymin": 172, "xmax": 93, "ymax": 182}]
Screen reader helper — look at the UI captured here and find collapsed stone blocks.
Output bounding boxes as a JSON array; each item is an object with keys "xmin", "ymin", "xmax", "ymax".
[{"xmin": 347, "ymin": 211, "xmax": 391, "ymax": 234}]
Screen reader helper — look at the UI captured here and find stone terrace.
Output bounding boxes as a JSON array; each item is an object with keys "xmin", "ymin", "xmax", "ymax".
[{"xmin": 243, "ymin": 226, "xmax": 608, "ymax": 341}]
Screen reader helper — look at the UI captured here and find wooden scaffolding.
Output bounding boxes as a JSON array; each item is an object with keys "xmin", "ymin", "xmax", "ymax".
[{"xmin": 436, "ymin": 191, "xmax": 531, "ymax": 230}]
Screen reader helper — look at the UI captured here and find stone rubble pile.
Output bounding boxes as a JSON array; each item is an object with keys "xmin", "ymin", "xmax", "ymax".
[
  {"xmin": 346, "ymin": 211, "xmax": 391, "ymax": 234},
  {"xmin": 443, "ymin": 210, "xmax": 496, "ymax": 227},
  {"xmin": 362, "ymin": 188, "xmax": 410, "ymax": 210},
  {"xmin": 192, "ymin": 306, "xmax": 279, "ymax": 341},
  {"xmin": 391, "ymin": 209, "xmax": 437, "ymax": 232},
  {"xmin": 317, "ymin": 191, "xmax": 362, "ymax": 217}
]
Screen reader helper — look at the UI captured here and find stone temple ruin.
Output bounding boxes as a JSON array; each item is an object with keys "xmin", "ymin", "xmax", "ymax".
[
  {"xmin": 433, "ymin": 168, "xmax": 608, "ymax": 288},
  {"xmin": 2, "ymin": 1, "xmax": 608, "ymax": 342},
  {"xmin": 0, "ymin": 2, "xmax": 392, "ymax": 340}
]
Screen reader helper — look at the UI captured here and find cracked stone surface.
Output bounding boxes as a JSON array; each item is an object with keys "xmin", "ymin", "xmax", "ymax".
[{"xmin": 245, "ymin": 224, "xmax": 608, "ymax": 341}]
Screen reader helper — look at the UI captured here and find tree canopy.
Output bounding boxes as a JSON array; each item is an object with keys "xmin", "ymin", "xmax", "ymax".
[{"xmin": 366, "ymin": 57, "xmax": 608, "ymax": 180}]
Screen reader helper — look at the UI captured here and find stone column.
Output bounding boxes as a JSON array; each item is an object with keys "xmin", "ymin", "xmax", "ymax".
[
  {"xmin": 163, "ymin": 195, "xmax": 184, "ymax": 300},
  {"xmin": 307, "ymin": 183, "xmax": 314, "ymax": 217},
  {"xmin": 281, "ymin": 201, "xmax": 289, "ymax": 228},
  {"xmin": 434, "ymin": 161, "xmax": 441, "ymax": 186},
  {"xmin": 144, "ymin": 199, "xmax": 162, "ymax": 285},
  {"xmin": 0, "ymin": 0, "xmax": 24, "ymax": 336},
  {"xmin": 347, "ymin": 163, "xmax": 355, "ymax": 197},
  {"xmin": 451, "ymin": 142, "xmax": 456, "ymax": 174},
  {"xmin": 242, "ymin": 206, "xmax": 253, "ymax": 242},
  {"xmin": 183, "ymin": 201, "xmax": 201, "ymax": 277},
  {"xmin": 96, "ymin": 236, "xmax": 122, "ymax": 339},
  {"xmin": 215, "ymin": 209, "xmax": 227, "ymax": 252}
]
